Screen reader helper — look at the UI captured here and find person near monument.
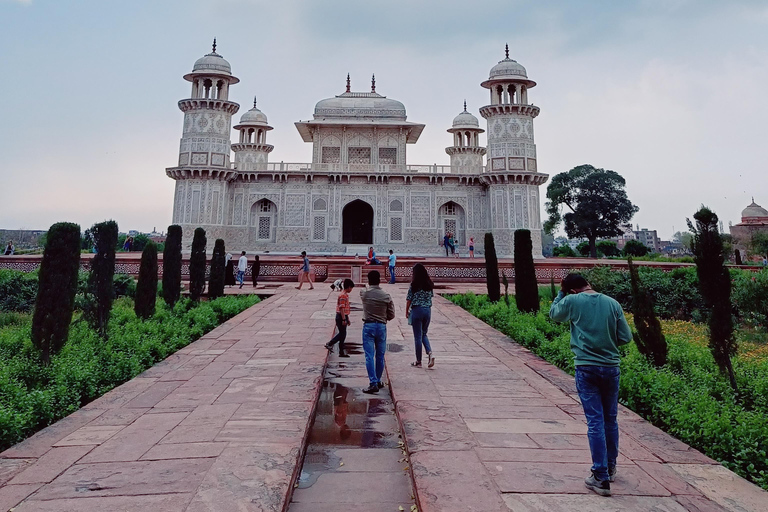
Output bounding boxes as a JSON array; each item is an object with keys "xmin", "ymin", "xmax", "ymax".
[
  {"xmin": 3, "ymin": 241, "xmax": 14, "ymax": 255},
  {"xmin": 224, "ymin": 252, "xmax": 235, "ymax": 287},
  {"xmin": 325, "ymin": 278, "xmax": 355, "ymax": 358},
  {"xmin": 360, "ymin": 270, "xmax": 395, "ymax": 394},
  {"xmin": 237, "ymin": 251, "xmax": 248, "ymax": 289},
  {"xmin": 251, "ymin": 255, "xmax": 260, "ymax": 288},
  {"xmin": 366, "ymin": 247, "xmax": 382, "ymax": 265},
  {"xmin": 549, "ymin": 273, "xmax": 632, "ymax": 497},
  {"xmin": 468, "ymin": 237, "xmax": 475, "ymax": 258},
  {"xmin": 443, "ymin": 232, "xmax": 454, "ymax": 256},
  {"xmin": 388, "ymin": 250, "xmax": 397, "ymax": 284},
  {"xmin": 296, "ymin": 251, "xmax": 314, "ymax": 290},
  {"xmin": 405, "ymin": 263, "xmax": 435, "ymax": 368}
]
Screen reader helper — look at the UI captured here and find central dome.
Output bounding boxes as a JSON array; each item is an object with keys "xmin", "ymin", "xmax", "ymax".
[{"xmin": 314, "ymin": 92, "xmax": 406, "ymax": 120}]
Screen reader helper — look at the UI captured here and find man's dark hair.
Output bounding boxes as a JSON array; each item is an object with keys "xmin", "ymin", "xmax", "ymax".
[
  {"xmin": 411, "ymin": 263, "xmax": 434, "ymax": 292},
  {"xmin": 343, "ymin": 278, "xmax": 355, "ymax": 290},
  {"xmin": 389, "ymin": 249, "xmax": 393, "ymax": 254},
  {"xmin": 301, "ymin": 251, "xmax": 306, "ymax": 256},
  {"xmin": 241, "ymin": 251, "xmax": 246, "ymax": 256},
  {"xmin": 562, "ymin": 273, "xmax": 589, "ymax": 293},
  {"xmin": 368, "ymin": 270, "xmax": 380, "ymax": 286}
]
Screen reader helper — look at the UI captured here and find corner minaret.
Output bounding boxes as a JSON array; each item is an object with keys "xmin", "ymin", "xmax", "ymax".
[
  {"xmin": 232, "ymin": 97, "xmax": 274, "ymax": 172},
  {"xmin": 479, "ymin": 44, "xmax": 539, "ymax": 173},
  {"xmin": 176, "ymin": 39, "xmax": 240, "ymax": 169},
  {"xmin": 445, "ymin": 101, "xmax": 486, "ymax": 174}
]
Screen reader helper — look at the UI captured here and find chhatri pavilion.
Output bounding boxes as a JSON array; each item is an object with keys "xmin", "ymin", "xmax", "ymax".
[{"xmin": 166, "ymin": 42, "xmax": 548, "ymax": 257}]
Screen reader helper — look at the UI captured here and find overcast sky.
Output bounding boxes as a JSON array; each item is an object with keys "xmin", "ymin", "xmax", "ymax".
[{"xmin": 1, "ymin": 0, "xmax": 766, "ymax": 238}]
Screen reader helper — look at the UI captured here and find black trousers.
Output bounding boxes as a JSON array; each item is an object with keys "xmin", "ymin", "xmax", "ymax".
[{"xmin": 328, "ymin": 313, "xmax": 348, "ymax": 353}]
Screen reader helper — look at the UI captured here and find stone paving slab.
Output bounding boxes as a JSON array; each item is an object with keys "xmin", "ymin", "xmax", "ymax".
[
  {"xmin": 385, "ymin": 287, "xmax": 768, "ymax": 512},
  {"xmin": 0, "ymin": 287, "xmax": 332, "ymax": 512}
]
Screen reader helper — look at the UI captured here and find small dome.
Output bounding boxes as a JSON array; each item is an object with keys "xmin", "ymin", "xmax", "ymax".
[
  {"xmin": 742, "ymin": 200, "xmax": 768, "ymax": 219},
  {"xmin": 192, "ymin": 52, "xmax": 232, "ymax": 76},
  {"xmin": 452, "ymin": 104, "xmax": 479, "ymax": 128},
  {"xmin": 239, "ymin": 105, "xmax": 268, "ymax": 125},
  {"xmin": 489, "ymin": 57, "xmax": 528, "ymax": 80}
]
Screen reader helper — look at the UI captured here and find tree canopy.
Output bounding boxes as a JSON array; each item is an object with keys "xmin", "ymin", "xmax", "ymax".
[{"xmin": 544, "ymin": 165, "xmax": 638, "ymax": 258}]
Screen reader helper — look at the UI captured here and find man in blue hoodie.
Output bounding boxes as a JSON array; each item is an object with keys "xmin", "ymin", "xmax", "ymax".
[{"xmin": 550, "ymin": 273, "xmax": 632, "ymax": 497}]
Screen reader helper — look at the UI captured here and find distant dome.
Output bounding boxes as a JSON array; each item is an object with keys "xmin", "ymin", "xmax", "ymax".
[
  {"xmin": 452, "ymin": 108, "xmax": 479, "ymax": 129},
  {"xmin": 240, "ymin": 106, "xmax": 268, "ymax": 125},
  {"xmin": 314, "ymin": 92, "xmax": 406, "ymax": 120},
  {"xmin": 742, "ymin": 200, "xmax": 768, "ymax": 219}
]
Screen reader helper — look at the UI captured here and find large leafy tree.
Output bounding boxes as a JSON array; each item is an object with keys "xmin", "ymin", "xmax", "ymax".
[
  {"xmin": 544, "ymin": 165, "xmax": 638, "ymax": 258},
  {"xmin": 751, "ymin": 232, "xmax": 768, "ymax": 258}
]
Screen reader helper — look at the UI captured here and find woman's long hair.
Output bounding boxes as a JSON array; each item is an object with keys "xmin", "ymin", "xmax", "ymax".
[{"xmin": 411, "ymin": 263, "xmax": 434, "ymax": 292}]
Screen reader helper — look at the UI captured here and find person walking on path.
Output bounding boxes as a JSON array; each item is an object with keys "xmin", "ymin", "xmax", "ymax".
[
  {"xmin": 3, "ymin": 241, "xmax": 14, "ymax": 255},
  {"xmin": 405, "ymin": 263, "xmax": 435, "ymax": 368},
  {"xmin": 388, "ymin": 250, "xmax": 397, "ymax": 284},
  {"xmin": 251, "ymin": 255, "xmax": 260, "ymax": 288},
  {"xmin": 468, "ymin": 237, "xmax": 475, "ymax": 258},
  {"xmin": 549, "ymin": 273, "xmax": 632, "ymax": 497},
  {"xmin": 237, "ymin": 251, "xmax": 248, "ymax": 289},
  {"xmin": 325, "ymin": 278, "xmax": 355, "ymax": 358},
  {"xmin": 225, "ymin": 252, "xmax": 235, "ymax": 287},
  {"xmin": 360, "ymin": 270, "xmax": 395, "ymax": 394},
  {"xmin": 296, "ymin": 251, "xmax": 314, "ymax": 290}
]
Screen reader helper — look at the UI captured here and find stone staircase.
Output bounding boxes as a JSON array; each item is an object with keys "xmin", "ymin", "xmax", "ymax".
[{"xmin": 327, "ymin": 262, "xmax": 387, "ymax": 285}]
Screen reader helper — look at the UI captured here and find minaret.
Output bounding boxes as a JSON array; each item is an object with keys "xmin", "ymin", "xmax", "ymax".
[
  {"xmin": 167, "ymin": 40, "xmax": 240, "ymax": 233},
  {"xmin": 232, "ymin": 97, "xmax": 274, "ymax": 172},
  {"xmin": 445, "ymin": 100, "xmax": 486, "ymax": 174},
  {"xmin": 479, "ymin": 45, "xmax": 548, "ymax": 258}
]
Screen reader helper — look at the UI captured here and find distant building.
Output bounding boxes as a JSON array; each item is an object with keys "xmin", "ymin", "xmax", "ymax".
[
  {"xmin": 0, "ymin": 229, "xmax": 47, "ymax": 250},
  {"xmin": 613, "ymin": 226, "xmax": 636, "ymax": 250},
  {"xmin": 730, "ymin": 198, "xmax": 768, "ymax": 260},
  {"xmin": 634, "ymin": 228, "xmax": 660, "ymax": 252}
]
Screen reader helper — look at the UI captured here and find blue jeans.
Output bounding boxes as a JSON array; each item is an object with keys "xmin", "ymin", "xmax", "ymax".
[
  {"xmin": 575, "ymin": 365, "xmax": 620, "ymax": 482},
  {"xmin": 411, "ymin": 306, "xmax": 432, "ymax": 363},
  {"xmin": 236, "ymin": 270, "xmax": 245, "ymax": 285},
  {"xmin": 389, "ymin": 266, "xmax": 396, "ymax": 284},
  {"xmin": 362, "ymin": 322, "xmax": 387, "ymax": 386}
]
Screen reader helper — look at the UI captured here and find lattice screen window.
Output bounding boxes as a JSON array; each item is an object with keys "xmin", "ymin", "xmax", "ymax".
[
  {"xmin": 379, "ymin": 147, "xmax": 397, "ymax": 164},
  {"xmin": 442, "ymin": 203, "xmax": 456, "ymax": 215},
  {"xmin": 389, "ymin": 199, "xmax": 403, "ymax": 212},
  {"xmin": 348, "ymin": 147, "xmax": 371, "ymax": 164},
  {"xmin": 321, "ymin": 147, "xmax": 340, "ymax": 164},
  {"xmin": 257, "ymin": 217, "xmax": 271, "ymax": 240},
  {"xmin": 444, "ymin": 219, "xmax": 457, "ymax": 237},
  {"xmin": 390, "ymin": 217, "xmax": 403, "ymax": 241},
  {"xmin": 313, "ymin": 216, "xmax": 326, "ymax": 241}
]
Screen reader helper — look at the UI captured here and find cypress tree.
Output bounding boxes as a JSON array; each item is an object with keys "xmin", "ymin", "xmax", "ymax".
[
  {"xmin": 135, "ymin": 241, "xmax": 158, "ymax": 319},
  {"xmin": 31, "ymin": 222, "xmax": 81, "ymax": 363},
  {"xmin": 163, "ymin": 225, "xmax": 183, "ymax": 307},
  {"xmin": 687, "ymin": 207, "xmax": 738, "ymax": 391},
  {"xmin": 484, "ymin": 233, "xmax": 501, "ymax": 302},
  {"xmin": 514, "ymin": 229, "xmax": 540, "ymax": 313},
  {"xmin": 208, "ymin": 239, "xmax": 226, "ymax": 298},
  {"xmin": 628, "ymin": 257, "xmax": 668, "ymax": 367},
  {"xmin": 734, "ymin": 249, "xmax": 743, "ymax": 266},
  {"xmin": 189, "ymin": 227, "xmax": 207, "ymax": 302},
  {"xmin": 91, "ymin": 220, "xmax": 118, "ymax": 338}
]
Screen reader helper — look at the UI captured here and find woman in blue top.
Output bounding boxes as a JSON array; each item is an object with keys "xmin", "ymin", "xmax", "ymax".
[{"xmin": 405, "ymin": 263, "xmax": 435, "ymax": 368}]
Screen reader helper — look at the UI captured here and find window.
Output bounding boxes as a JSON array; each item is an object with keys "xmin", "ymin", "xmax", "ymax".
[
  {"xmin": 313, "ymin": 197, "xmax": 328, "ymax": 211},
  {"xmin": 389, "ymin": 199, "xmax": 403, "ymax": 212},
  {"xmin": 379, "ymin": 147, "xmax": 397, "ymax": 164},
  {"xmin": 313, "ymin": 216, "xmax": 326, "ymax": 241},
  {"xmin": 321, "ymin": 147, "xmax": 340, "ymax": 164},
  {"xmin": 348, "ymin": 147, "xmax": 371, "ymax": 164},
  {"xmin": 443, "ymin": 203, "xmax": 456, "ymax": 215},
  {"xmin": 390, "ymin": 217, "xmax": 403, "ymax": 242},
  {"xmin": 257, "ymin": 217, "xmax": 271, "ymax": 240},
  {"xmin": 259, "ymin": 200, "xmax": 273, "ymax": 213}
]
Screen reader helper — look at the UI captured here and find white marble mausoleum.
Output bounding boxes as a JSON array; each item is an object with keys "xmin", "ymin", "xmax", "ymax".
[{"xmin": 167, "ymin": 42, "xmax": 548, "ymax": 257}]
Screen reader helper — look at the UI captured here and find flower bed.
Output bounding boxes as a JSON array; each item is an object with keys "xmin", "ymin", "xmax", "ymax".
[
  {"xmin": 447, "ymin": 292, "xmax": 768, "ymax": 490},
  {"xmin": 0, "ymin": 295, "xmax": 259, "ymax": 452}
]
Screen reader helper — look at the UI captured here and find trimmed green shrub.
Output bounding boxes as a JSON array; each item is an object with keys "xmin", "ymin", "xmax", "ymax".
[
  {"xmin": 90, "ymin": 221, "xmax": 118, "ymax": 337},
  {"xmin": 514, "ymin": 229, "xmax": 539, "ymax": 313},
  {"xmin": 208, "ymin": 239, "xmax": 226, "ymax": 299},
  {"xmin": 688, "ymin": 207, "xmax": 737, "ymax": 391},
  {"xmin": 189, "ymin": 228, "xmax": 207, "ymax": 302},
  {"xmin": 553, "ymin": 245, "xmax": 577, "ymax": 257},
  {"xmin": 628, "ymin": 257, "xmax": 667, "ymax": 367},
  {"xmin": 135, "ymin": 242, "xmax": 158, "ymax": 319},
  {"xmin": 31, "ymin": 222, "xmax": 81, "ymax": 363},
  {"xmin": 731, "ymin": 268, "xmax": 768, "ymax": 326},
  {"xmin": 0, "ymin": 269, "xmax": 38, "ymax": 313},
  {"xmin": 162, "ymin": 225, "xmax": 183, "ymax": 307},
  {"xmin": 484, "ymin": 233, "xmax": 500, "ymax": 302},
  {"xmin": 597, "ymin": 240, "xmax": 621, "ymax": 257},
  {"xmin": 623, "ymin": 239, "xmax": 650, "ymax": 257}
]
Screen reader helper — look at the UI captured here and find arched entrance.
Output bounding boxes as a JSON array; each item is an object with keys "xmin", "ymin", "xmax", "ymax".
[
  {"xmin": 438, "ymin": 201, "xmax": 466, "ymax": 246},
  {"xmin": 342, "ymin": 200, "xmax": 374, "ymax": 244}
]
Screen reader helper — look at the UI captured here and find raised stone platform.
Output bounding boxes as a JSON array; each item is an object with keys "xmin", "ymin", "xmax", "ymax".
[{"xmin": 1, "ymin": 285, "xmax": 765, "ymax": 511}]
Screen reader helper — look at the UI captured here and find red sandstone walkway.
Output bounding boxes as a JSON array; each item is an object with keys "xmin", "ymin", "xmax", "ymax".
[{"xmin": 1, "ymin": 284, "xmax": 766, "ymax": 511}]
